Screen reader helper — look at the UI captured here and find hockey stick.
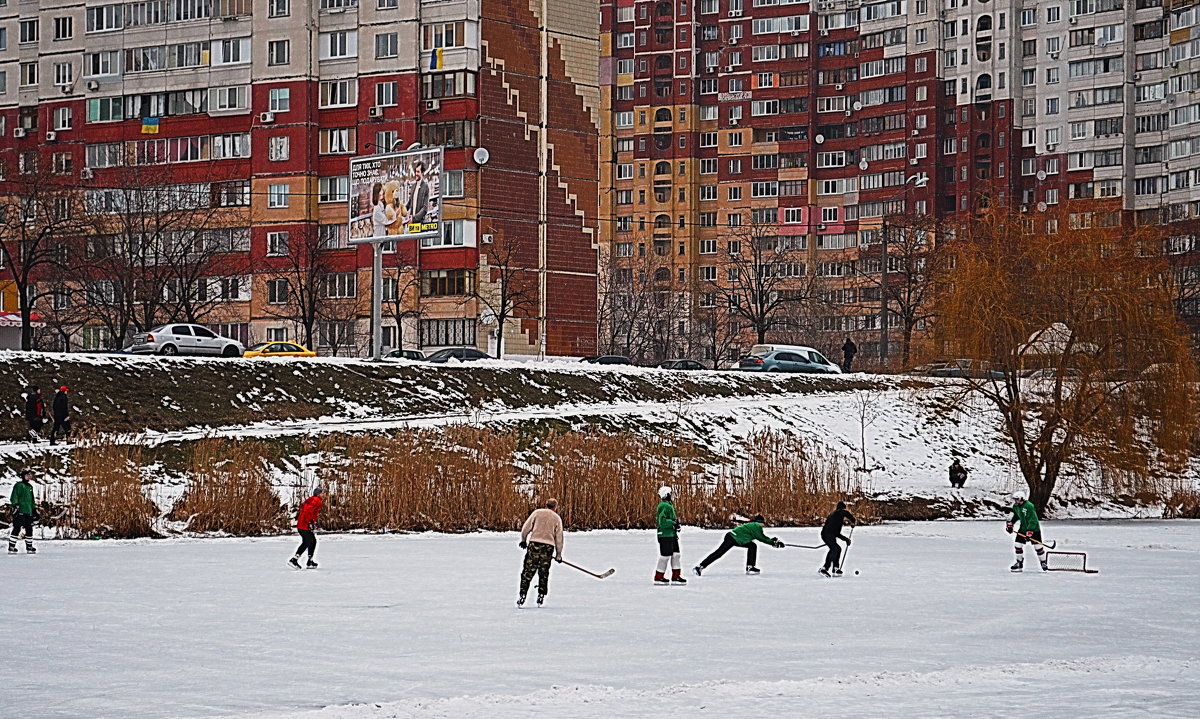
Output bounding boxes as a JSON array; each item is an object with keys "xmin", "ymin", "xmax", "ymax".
[
  {"xmin": 837, "ymin": 525, "xmax": 855, "ymax": 571},
  {"xmin": 559, "ymin": 558, "xmax": 615, "ymax": 579},
  {"xmin": 1025, "ymin": 535, "xmax": 1056, "ymax": 549},
  {"xmin": 783, "ymin": 543, "xmax": 826, "ymax": 549}
]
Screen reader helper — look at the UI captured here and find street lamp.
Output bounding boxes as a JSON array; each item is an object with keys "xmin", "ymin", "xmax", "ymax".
[{"xmin": 879, "ymin": 173, "xmax": 929, "ymax": 368}]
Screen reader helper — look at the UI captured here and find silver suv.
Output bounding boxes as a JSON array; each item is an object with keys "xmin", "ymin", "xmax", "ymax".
[{"xmin": 129, "ymin": 324, "xmax": 245, "ymax": 357}]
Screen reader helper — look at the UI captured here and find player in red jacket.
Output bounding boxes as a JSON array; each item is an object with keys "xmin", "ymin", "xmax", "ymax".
[{"xmin": 290, "ymin": 487, "xmax": 324, "ymax": 569}]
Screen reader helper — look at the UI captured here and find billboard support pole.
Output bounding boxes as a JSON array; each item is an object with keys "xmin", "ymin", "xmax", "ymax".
[{"xmin": 372, "ymin": 242, "xmax": 384, "ymax": 361}]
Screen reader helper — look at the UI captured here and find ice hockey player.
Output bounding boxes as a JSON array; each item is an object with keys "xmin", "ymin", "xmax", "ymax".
[
  {"xmin": 819, "ymin": 500, "xmax": 857, "ymax": 577},
  {"xmin": 518, "ymin": 498, "xmax": 564, "ymax": 607},
  {"xmin": 289, "ymin": 487, "xmax": 324, "ymax": 569},
  {"xmin": 654, "ymin": 485, "xmax": 685, "ymax": 585},
  {"xmin": 8, "ymin": 468, "xmax": 37, "ymax": 554},
  {"xmin": 693, "ymin": 514, "xmax": 783, "ymax": 576},
  {"xmin": 1007, "ymin": 490, "xmax": 1047, "ymax": 572}
]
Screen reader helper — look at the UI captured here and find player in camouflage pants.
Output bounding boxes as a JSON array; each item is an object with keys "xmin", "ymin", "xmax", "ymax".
[{"xmin": 520, "ymin": 541, "xmax": 555, "ymax": 599}]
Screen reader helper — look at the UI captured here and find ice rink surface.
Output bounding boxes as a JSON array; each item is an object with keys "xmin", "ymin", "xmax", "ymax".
[{"xmin": 5, "ymin": 521, "xmax": 1197, "ymax": 719}]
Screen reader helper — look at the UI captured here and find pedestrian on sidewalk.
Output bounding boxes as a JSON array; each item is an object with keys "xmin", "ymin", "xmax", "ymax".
[
  {"xmin": 49, "ymin": 386, "xmax": 72, "ymax": 445},
  {"xmin": 819, "ymin": 501, "xmax": 857, "ymax": 577},
  {"xmin": 518, "ymin": 498, "xmax": 564, "ymax": 607},
  {"xmin": 9, "ymin": 468, "xmax": 37, "ymax": 554},
  {"xmin": 290, "ymin": 487, "xmax": 324, "ymax": 569},
  {"xmin": 23, "ymin": 386, "xmax": 44, "ymax": 443},
  {"xmin": 842, "ymin": 337, "xmax": 859, "ymax": 372},
  {"xmin": 654, "ymin": 485, "xmax": 685, "ymax": 585},
  {"xmin": 693, "ymin": 514, "xmax": 783, "ymax": 576}
]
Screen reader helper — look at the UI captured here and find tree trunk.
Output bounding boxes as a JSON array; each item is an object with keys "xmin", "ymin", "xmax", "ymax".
[
  {"xmin": 20, "ymin": 294, "xmax": 33, "ymax": 350},
  {"xmin": 495, "ymin": 315, "xmax": 505, "ymax": 359}
]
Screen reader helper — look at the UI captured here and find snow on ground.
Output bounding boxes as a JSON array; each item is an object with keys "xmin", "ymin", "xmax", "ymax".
[{"xmin": 7, "ymin": 521, "xmax": 1198, "ymax": 719}]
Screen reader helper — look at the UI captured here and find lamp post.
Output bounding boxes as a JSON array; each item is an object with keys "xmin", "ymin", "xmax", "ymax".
[{"xmin": 878, "ymin": 173, "xmax": 928, "ymax": 368}]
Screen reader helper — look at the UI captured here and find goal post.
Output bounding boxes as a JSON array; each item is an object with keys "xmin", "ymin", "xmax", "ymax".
[{"xmin": 1045, "ymin": 550, "xmax": 1099, "ymax": 574}]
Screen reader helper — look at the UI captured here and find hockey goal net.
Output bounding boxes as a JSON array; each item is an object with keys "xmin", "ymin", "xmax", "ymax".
[{"xmin": 1045, "ymin": 551, "xmax": 1098, "ymax": 573}]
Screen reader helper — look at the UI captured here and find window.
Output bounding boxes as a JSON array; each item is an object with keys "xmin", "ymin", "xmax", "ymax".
[
  {"xmin": 269, "ymin": 0, "xmax": 290, "ymax": 17},
  {"xmin": 320, "ymin": 30, "xmax": 357, "ymax": 60},
  {"xmin": 86, "ymin": 6, "xmax": 123, "ymax": 33},
  {"xmin": 214, "ymin": 38, "xmax": 250, "ymax": 65},
  {"xmin": 420, "ymin": 270, "xmax": 474, "ymax": 297},
  {"xmin": 375, "ymin": 81, "xmax": 398, "ymax": 107},
  {"xmin": 53, "ymin": 107, "xmax": 72, "ymax": 130},
  {"xmin": 266, "ymin": 231, "xmax": 290, "ymax": 256},
  {"xmin": 269, "ymin": 88, "xmax": 291, "ymax": 112},
  {"xmin": 324, "ymin": 273, "xmax": 357, "ymax": 299},
  {"xmin": 268, "ymin": 184, "xmax": 290, "ymax": 208},
  {"xmin": 375, "ymin": 32, "xmax": 398, "ymax": 58},
  {"xmin": 19, "ymin": 19, "xmax": 39, "ymax": 44},
  {"xmin": 420, "ymin": 318, "xmax": 476, "ymax": 347},
  {"xmin": 422, "ymin": 21, "xmax": 467, "ymax": 49},
  {"xmin": 54, "ymin": 17, "xmax": 73, "ymax": 40},
  {"xmin": 20, "ymin": 63, "xmax": 38, "ymax": 87},
  {"xmin": 320, "ymin": 80, "xmax": 357, "ymax": 107},
  {"xmin": 422, "ymin": 71, "xmax": 477, "ymax": 99},
  {"xmin": 268, "ymin": 40, "xmax": 290, "ymax": 66},
  {"xmin": 211, "ymin": 86, "xmax": 249, "ymax": 112},
  {"xmin": 320, "ymin": 128, "xmax": 354, "ymax": 154},
  {"xmin": 318, "ymin": 176, "xmax": 350, "ymax": 203},
  {"xmin": 268, "ymin": 136, "xmax": 290, "ymax": 161},
  {"xmin": 53, "ymin": 63, "xmax": 73, "ymax": 87}
]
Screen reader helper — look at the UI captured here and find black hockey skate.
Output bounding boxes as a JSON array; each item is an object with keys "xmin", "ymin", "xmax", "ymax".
[
  {"xmin": 306, "ymin": 559, "xmax": 318, "ymax": 569},
  {"xmin": 1011, "ymin": 559, "xmax": 1024, "ymax": 573},
  {"xmin": 745, "ymin": 566, "xmax": 761, "ymax": 575},
  {"xmin": 289, "ymin": 557, "xmax": 302, "ymax": 569},
  {"xmin": 692, "ymin": 565, "xmax": 703, "ymax": 577},
  {"xmin": 818, "ymin": 567, "xmax": 832, "ymax": 578},
  {"xmin": 536, "ymin": 594, "xmax": 545, "ymax": 607},
  {"xmin": 517, "ymin": 594, "xmax": 527, "ymax": 608},
  {"xmin": 832, "ymin": 567, "xmax": 843, "ymax": 577}
]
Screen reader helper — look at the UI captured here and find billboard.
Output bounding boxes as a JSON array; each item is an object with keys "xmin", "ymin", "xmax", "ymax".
[{"xmin": 349, "ymin": 147, "xmax": 444, "ymax": 242}]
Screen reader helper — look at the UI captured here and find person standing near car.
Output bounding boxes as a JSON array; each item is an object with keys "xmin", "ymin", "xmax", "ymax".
[
  {"xmin": 49, "ymin": 386, "xmax": 72, "ymax": 445},
  {"xmin": 23, "ymin": 386, "xmax": 45, "ymax": 443},
  {"xmin": 654, "ymin": 486, "xmax": 686, "ymax": 585},
  {"xmin": 842, "ymin": 337, "xmax": 858, "ymax": 372},
  {"xmin": 9, "ymin": 468, "xmax": 37, "ymax": 554},
  {"xmin": 290, "ymin": 487, "xmax": 324, "ymax": 569}
]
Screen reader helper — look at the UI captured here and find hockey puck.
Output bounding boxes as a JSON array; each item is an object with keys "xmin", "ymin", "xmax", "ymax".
[{"xmin": 854, "ymin": 570, "xmax": 860, "ymax": 575}]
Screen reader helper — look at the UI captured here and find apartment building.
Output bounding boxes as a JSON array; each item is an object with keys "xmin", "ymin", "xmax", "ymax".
[
  {"xmin": 599, "ymin": 0, "xmax": 1200, "ymax": 366},
  {"xmin": 0, "ymin": 0, "xmax": 599, "ymax": 356}
]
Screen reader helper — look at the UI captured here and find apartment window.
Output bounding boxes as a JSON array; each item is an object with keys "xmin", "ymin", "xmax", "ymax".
[
  {"xmin": 420, "ymin": 270, "xmax": 474, "ymax": 297},
  {"xmin": 266, "ymin": 231, "xmax": 290, "ymax": 256},
  {"xmin": 419, "ymin": 121, "xmax": 476, "ymax": 148},
  {"xmin": 1021, "ymin": 8, "xmax": 1036, "ymax": 26},
  {"xmin": 378, "ymin": 0, "xmax": 398, "ymax": 7},
  {"xmin": 320, "ymin": 80, "xmax": 357, "ymax": 107},
  {"xmin": 422, "ymin": 71, "xmax": 477, "ymax": 99},
  {"xmin": 318, "ymin": 176, "xmax": 350, "ymax": 203},
  {"xmin": 1046, "ymin": 98, "xmax": 1060, "ymax": 115},
  {"xmin": 20, "ymin": 63, "xmax": 38, "ymax": 87},
  {"xmin": 53, "ymin": 63, "xmax": 73, "ymax": 87},
  {"xmin": 268, "ymin": 136, "xmax": 290, "ymax": 161},
  {"xmin": 320, "ymin": 30, "xmax": 357, "ymax": 60},
  {"xmin": 324, "ymin": 273, "xmax": 357, "ymax": 299},
  {"xmin": 376, "ymin": 81, "xmax": 398, "ymax": 107},
  {"xmin": 267, "ymin": 280, "xmax": 288, "ymax": 305},
  {"xmin": 267, "ymin": 89, "xmax": 290, "ymax": 113},
  {"xmin": 269, "ymin": 0, "xmax": 290, "ymax": 17},
  {"xmin": 86, "ymin": 6, "xmax": 123, "ymax": 33},
  {"xmin": 422, "ymin": 21, "xmax": 466, "ymax": 49},
  {"xmin": 267, "ymin": 184, "xmax": 290, "ymax": 208},
  {"xmin": 19, "ymin": 19, "xmax": 39, "ymax": 44},
  {"xmin": 214, "ymin": 38, "xmax": 250, "ymax": 65},
  {"xmin": 375, "ymin": 32, "xmax": 398, "ymax": 59},
  {"xmin": 268, "ymin": 40, "xmax": 290, "ymax": 66},
  {"xmin": 211, "ymin": 86, "xmax": 249, "ymax": 112},
  {"xmin": 320, "ymin": 128, "xmax": 354, "ymax": 154},
  {"xmin": 53, "ymin": 107, "xmax": 72, "ymax": 130},
  {"xmin": 54, "ymin": 17, "xmax": 73, "ymax": 40}
]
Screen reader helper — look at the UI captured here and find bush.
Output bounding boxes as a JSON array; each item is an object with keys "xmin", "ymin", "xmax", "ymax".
[
  {"xmin": 69, "ymin": 441, "xmax": 159, "ymax": 538},
  {"xmin": 168, "ymin": 439, "xmax": 288, "ymax": 534}
]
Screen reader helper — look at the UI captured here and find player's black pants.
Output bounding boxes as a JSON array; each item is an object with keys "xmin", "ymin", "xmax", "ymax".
[
  {"xmin": 699, "ymin": 532, "xmax": 756, "ymax": 568},
  {"xmin": 295, "ymin": 529, "xmax": 316, "ymax": 558},
  {"xmin": 822, "ymin": 533, "xmax": 842, "ymax": 570},
  {"xmin": 9, "ymin": 513, "xmax": 34, "ymax": 547},
  {"xmin": 49, "ymin": 418, "xmax": 71, "ymax": 443}
]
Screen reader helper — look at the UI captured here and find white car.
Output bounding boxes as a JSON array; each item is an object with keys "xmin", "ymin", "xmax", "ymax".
[{"xmin": 128, "ymin": 324, "xmax": 245, "ymax": 357}]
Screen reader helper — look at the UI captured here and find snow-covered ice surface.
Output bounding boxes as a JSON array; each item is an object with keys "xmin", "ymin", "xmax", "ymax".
[{"xmin": 7, "ymin": 521, "xmax": 1198, "ymax": 719}]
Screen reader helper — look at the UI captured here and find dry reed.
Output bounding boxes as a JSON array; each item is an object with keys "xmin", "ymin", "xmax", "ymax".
[
  {"xmin": 167, "ymin": 439, "xmax": 288, "ymax": 534},
  {"xmin": 69, "ymin": 440, "xmax": 159, "ymax": 538}
]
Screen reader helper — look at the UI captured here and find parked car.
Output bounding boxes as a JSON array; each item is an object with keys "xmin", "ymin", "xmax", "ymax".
[
  {"xmin": 1020, "ymin": 367, "xmax": 1081, "ymax": 380},
  {"xmin": 906, "ymin": 362, "xmax": 950, "ymax": 376},
  {"xmin": 581, "ymin": 355, "xmax": 633, "ymax": 365},
  {"xmin": 243, "ymin": 342, "xmax": 317, "ymax": 359},
  {"xmin": 128, "ymin": 324, "xmax": 244, "ymax": 357},
  {"xmin": 385, "ymin": 348, "xmax": 427, "ymax": 361},
  {"xmin": 737, "ymin": 345, "xmax": 842, "ymax": 374},
  {"xmin": 657, "ymin": 359, "xmax": 705, "ymax": 370},
  {"xmin": 425, "ymin": 347, "xmax": 491, "ymax": 363},
  {"xmin": 928, "ymin": 359, "xmax": 1005, "ymax": 379}
]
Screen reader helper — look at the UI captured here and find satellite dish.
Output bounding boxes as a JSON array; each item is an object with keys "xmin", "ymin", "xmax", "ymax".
[
  {"xmin": 814, "ymin": 133, "xmax": 825, "ymax": 144},
  {"xmin": 1036, "ymin": 170, "xmax": 1047, "ymax": 181},
  {"xmin": 852, "ymin": 101, "xmax": 863, "ymax": 111},
  {"xmin": 473, "ymin": 147, "xmax": 491, "ymax": 165},
  {"xmin": 1036, "ymin": 201, "xmax": 1048, "ymax": 212},
  {"xmin": 858, "ymin": 159, "xmax": 869, "ymax": 171}
]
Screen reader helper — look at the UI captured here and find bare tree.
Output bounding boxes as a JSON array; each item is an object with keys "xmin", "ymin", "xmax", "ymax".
[
  {"xmin": 932, "ymin": 208, "xmax": 1198, "ymax": 513},
  {"xmin": 385, "ymin": 266, "xmax": 422, "ymax": 352},
  {"xmin": 0, "ymin": 159, "xmax": 84, "ymax": 349},
  {"xmin": 474, "ymin": 234, "xmax": 539, "ymax": 358},
  {"xmin": 852, "ymin": 386, "xmax": 886, "ymax": 472},
  {"xmin": 596, "ymin": 243, "xmax": 678, "ymax": 362},
  {"xmin": 262, "ymin": 224, "xmax": 330, "ymax": 350},
  {"xmin": 711, "ymin": 221, "xmax": 815, "ymax": 345}
]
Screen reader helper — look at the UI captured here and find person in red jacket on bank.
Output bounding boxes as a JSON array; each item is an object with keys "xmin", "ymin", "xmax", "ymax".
[{"xmin": 290, "ymin": 487, "xmax": 324, "ymax": 569}]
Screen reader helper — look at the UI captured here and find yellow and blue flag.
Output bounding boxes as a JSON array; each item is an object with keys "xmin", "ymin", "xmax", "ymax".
[
  {"xmin": 141, "ymin": 117, "xmax": 160, "ymax": 135},
  {"xmin": 429, "ymin": 48, "xmax": 443, "ymax": 70}
]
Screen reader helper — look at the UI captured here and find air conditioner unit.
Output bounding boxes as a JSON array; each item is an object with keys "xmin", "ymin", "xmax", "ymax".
[
  {"xmin": 1068, "ymin": 17, "xmax": 1077, "ymax": 25},
  {"xmin": 260, "ymin": 112, "xmax": 276, "ymax": 124},
  {"xmin": 729, "ymin": 37, "xmax": 739, "ymax": 45},
  {"xmin": 912, "ymin": 129, "xmax": 920, "ymax": 136},
  {"xmin": 86, "ymin": 80, "xmax": 100, "ymax": 91},
  {"xmin": 369, "ymin": 106, "xmax": 383, "ymax": 118},
  {"xmin": 729, "ymin": 119, "xmax": 739, "ymax": 126},
  {"xmin": 706, "ymin": 66, "xmax": 717, "ymax": 74},
  {"xmin": 45, "ymin": 131, "xmax": 57, "ymax": 142},
  {"xmin": 845, "ymin": 109, "xmax": 852, "ymax": 116},
  {"xmin": 1049, "ymin": 51, "xmax": 1059, "ymax": 59},
  {"xmin": 725, "ymin": 65, "xmax": 736, "ymax": 72},
  {"xmin": 80, "ymin": 168, "xmax": 94, "ymax": 180},
  {"xmin": 481, "ymin": 233, "xmax": 494, "ymax": 244},
  {"xmin": 13, "ymin": 128, "xmax": 26, "ymax": 138},
  {"xmin": 425, "ymin": 99, "xmax": 441, "ymax": 112},
  {"xmin": 910, "ymin": 158, "xmax": 919, "ymax": 165},
  {"xmin": 835, "ymin": 83, "xmax": 844, "ymax": 90},
  {"xmin": 791, "ymin": 30, "xmax": 801, "ymax": 37},
  {"xmin": 60, "ymin": 84, "xmax": 73, "ymax": 95},
  {"xmin": 820, "ymin": 29, "xmax": 830, "ymax": 36},
  {"xmin": 728, "ymin": 10, "xmax": 742, "ymax": 17},
  {"xmin": 1047, "ymin": 143, "xmax": 1056, "ymax": 151}
]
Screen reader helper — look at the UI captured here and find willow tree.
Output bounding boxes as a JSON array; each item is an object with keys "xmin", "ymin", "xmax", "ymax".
[{"xmin": 932, "ymin": 208, "xmax": 1197, "ymax": 513}]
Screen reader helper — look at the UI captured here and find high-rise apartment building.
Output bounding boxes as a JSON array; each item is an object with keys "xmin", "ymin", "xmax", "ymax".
[
  {"xmin": 0, "ymin": 0, "xmax": 599, "ymax": 356},
  {"xmin": 600, "ymin": 0, "xmax": 1200, "ymax": 366}
]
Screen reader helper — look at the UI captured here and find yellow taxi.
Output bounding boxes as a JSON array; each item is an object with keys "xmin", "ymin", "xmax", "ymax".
[{"xmin": 243, "ymin": 341, "xmax": 318, "ymax": 359}]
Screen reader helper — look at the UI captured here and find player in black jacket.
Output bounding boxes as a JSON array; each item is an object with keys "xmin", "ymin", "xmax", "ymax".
[{"xmin": 819, "ymin": 501, "xmax": 857, "ymax": 577}]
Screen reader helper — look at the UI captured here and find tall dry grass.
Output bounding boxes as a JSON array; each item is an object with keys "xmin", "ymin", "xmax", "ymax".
[
  {"xmin": 167, "ymin": 439, "xmax": 288, "ymax": 534},
  {"xmin": 69, "ymin": 440, "xmax": 159, "ymax": 538}
]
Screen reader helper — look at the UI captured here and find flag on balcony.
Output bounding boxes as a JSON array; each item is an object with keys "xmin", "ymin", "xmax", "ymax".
[
  {"xmin": 429, "ymin": 48, "xmax": 443, "ymax": 70},
  {"xmin": 141, "ymin": 117, "xmax": 160, "ymax": 135}
]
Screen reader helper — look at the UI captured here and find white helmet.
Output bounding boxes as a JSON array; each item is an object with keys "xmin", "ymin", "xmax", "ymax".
[
  {"xmin": 658, "ymin": 485, "xmax": 672, "ymax": 499},
  {"xmin": 1013, "ymin": 490, "xmax": 1027, "ymax": 503}
]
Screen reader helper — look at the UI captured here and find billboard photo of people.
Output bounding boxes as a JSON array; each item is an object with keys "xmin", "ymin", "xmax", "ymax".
[{"xmin": 349, "ymin": 147, "xmax": 444, "ymax": 242}]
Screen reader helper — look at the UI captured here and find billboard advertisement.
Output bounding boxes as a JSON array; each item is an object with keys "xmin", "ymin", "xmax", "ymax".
[{"xmin": 349, "ymin": 147, "xmax": 444, "ymax": 242}]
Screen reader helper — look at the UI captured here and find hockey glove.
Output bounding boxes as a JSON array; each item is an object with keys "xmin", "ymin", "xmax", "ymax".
[
  {"xmin": 845, "ymin": 538, "xmax": 852, "ymax": 546},
  {"xmin": 555, "ymin": 556, "xmax": 562, "ymax": 563},
  {"xmin": 519, "ymin": 540, "xmax": 528, "ymax": 549},
  {"xmin": 772, "ymin": 539, "xmax": 784, "ymax": 549},
  {"xmin": 1005, "ymin": 523, "xmax": 1014, "ymax": 534},
  {"xmin": 1025, "ymin": 531, "xmax": 1034, "ymax": 538},
  {"xmin": 673, "ymin": 521, "xmax": 681, "ymax": 533}
]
